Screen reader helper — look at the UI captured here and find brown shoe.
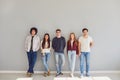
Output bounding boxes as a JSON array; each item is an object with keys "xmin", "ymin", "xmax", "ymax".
[
  {"xmin": 26, "ymin": 72, "xmax": 32, "ymax": 77},
  {"xmin": 43, "ymin": 72, "xmax": 47, "ymax": 77},
  {"xmin": 47, "ymin": 71, "xmax": 50, "ymax": 76}
]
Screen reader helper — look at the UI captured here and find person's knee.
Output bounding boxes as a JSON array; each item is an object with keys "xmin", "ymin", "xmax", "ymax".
[
  {"xmin": 56, "ymin": 63, "xmax": 59, "ymax": 67},
  {"xmin": 62, "ymin": 61, "xmax": 65, "ymax": 66},
  {"xmin": 43, "ymin": 61, "xmax": 47, "ymax": 66},
  {"xmin": 86, "ymin": 61, "xmax": 90, "ymax": 65},
  {"xmin": 86, "ymin": 64, "xmax": 89, "ymax": 67},
  {"xmin": 80, "ymin": 64, "xmax": 84, "ymax": 67}
]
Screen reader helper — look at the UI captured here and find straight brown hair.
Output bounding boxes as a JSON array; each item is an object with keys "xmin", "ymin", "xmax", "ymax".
[{"xmin": 68, "ymin": 32, "xmax": 78, "ymax": 45}]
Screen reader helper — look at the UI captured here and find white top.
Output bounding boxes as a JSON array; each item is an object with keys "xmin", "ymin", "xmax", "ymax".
[
  {"xmin": 25, "ymin": 35, "xmax": 40, "ymax": 52},
  {"xmin": 71, "ymin": 40, "xmax": 74, "ymax": 47},
  {"xmin": 41, "ymin": 41, "xmax": 51, "ymax": 53},
  {"xmin": 79, "ymin": 36, "xmax": 93, "ymax": 52}
]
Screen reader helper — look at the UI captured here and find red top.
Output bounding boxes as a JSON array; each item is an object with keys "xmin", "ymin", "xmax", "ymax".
[{"xmin": 67, "ymin": 40, "xmax": 79, "ymax": 55}]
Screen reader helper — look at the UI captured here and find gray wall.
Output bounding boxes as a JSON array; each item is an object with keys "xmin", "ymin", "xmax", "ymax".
[{"xmin": 0, "ymin": 0, "xmax": 120, "ymax": 71}]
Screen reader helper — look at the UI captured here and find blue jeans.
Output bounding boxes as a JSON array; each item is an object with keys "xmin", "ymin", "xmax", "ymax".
[
  {"xmin": 80, "ymin": 52, "xmax": 90, "ymax": 74},
  {"xmin": 27, "ymin": 51, "xmax": 37, "ymax": 73},
  {"xmin": 68, "ymin": 50, "xmax": 76, "ymax": 73},
  {"xmin": 55, "ymin": 52, "xmax": 65, "ymax": 74},
  {"xmin": 42, "ymin": 53, "xmax": 50, "ymax": 72}
]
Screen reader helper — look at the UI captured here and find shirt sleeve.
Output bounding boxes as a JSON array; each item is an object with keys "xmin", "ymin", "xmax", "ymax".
[
  {"xmin": 90, "ymin": 37, "xmax": 93, "ymax": 42},
  {"xmin": 36, "ymin": 36, "xmax": 40, "ymax": 51},
  {"xmin": 25, "ymin": 36, "xmax": 29, "ymax": 51},
  {"xmin": 63, "ymin": 37, "xmax": 66, "ymax": 49},
  {"xmin": 48, "ymin": 41, "xmax": 52, "ymax": 51},
  {"xmin": 40, "ymin": 40, "xmax": 43, "ymax": 50},
  {"xmin": 52, "ymin": 38, "xmax": 55, "ymax": 49}
]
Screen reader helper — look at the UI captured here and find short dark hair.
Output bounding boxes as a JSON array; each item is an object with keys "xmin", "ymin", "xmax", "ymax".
[
  {"xmin": 30, "ymin": 27, "xmax": 38, "ymax": 35},
  {"xmin": 82, "ymin": 28, "xmax": 88, "ymax": 32},
  {"xmin": 56, "ymin": 29, "xmax": 61, "ymax": 32}
]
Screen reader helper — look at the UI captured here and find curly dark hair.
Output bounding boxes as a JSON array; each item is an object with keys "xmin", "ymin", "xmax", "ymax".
[
  {"xmin": 30, "ymin": 27, "xmax": 38, "ymax": 35},
  {"xmin": 82, "ymin": 28, "xmax": 88, "ymax": 32}
]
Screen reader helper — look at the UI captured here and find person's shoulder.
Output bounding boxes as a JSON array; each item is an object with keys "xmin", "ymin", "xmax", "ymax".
[
  {"xmin": 27, "ymin": 35, "xmax": 31, "ymax": 37},
  {"xmin": 26, "ymin": 35, "xmax": 31, "ymax": 38},
  {"xmin": 35, "ymin": 35, "xmax": 39, "ymax": 37},
  {"xmin": 35, "ymin": 35, "xmax": 40, "ymax": 38},
  {"xmin": 52, "ymin": 37, "xmax": 57, "ymax": 40},
  {"xmin": 53, "ymin": 37, "xmax": 57, "ymax": 39},
  {"xmin": 88, "ymin": 36, "xmax": 92, "ymax": 39},
  {"xmin": 88, "ymin": 36, "xmax": 93, "ymax": 41},
  {"xmin": 34, "ymin": 35, "xmax": 40, "ymax": 40},
  {"xmin": 61, "ymin": 36, "xmax": 65, "ymax": 39},
  {"xmin": 79, "ymin": 36, "xmax": 83, "ymax": 40}
]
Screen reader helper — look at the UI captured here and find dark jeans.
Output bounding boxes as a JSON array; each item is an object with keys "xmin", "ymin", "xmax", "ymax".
[{"xmin": 27, "ymin": 51, "xmax": 37, "ymax": 73}]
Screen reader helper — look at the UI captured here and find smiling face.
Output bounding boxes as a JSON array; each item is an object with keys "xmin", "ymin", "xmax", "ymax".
[
  {"xmin": 70, "ymin": 33, "xmax": 75, "ymax": 40},
  {"xmin": 83, "ymin": 30, "xmax": 88, "ymax": 36},
  {"xmin": 45, "ymin": 34, "xmax": 49, "ymax": 40},
  {"xmin": 56, "ymin": 31, "xmax": 61, "ymax": 37},
  {"xmin": 31, "ymin": 30, "xmax": 36, "ymax": 36}
]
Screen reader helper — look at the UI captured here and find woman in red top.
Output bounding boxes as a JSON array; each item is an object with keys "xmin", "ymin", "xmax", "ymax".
[{"xmin": 67, "ymin": 33, "xmax": 79, "ymax": 77}]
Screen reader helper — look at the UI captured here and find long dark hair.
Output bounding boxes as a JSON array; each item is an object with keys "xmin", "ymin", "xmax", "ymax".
[{"xmin": 42, "ymin": 33, "xmax": 50, "ymax": 49}]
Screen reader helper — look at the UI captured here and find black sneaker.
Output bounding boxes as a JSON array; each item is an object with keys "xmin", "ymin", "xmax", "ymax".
[
  {"xmin": 86, "ymin": 73, "xmax": 90, "ymax": 77},
  {"xmin": 59, "ymin": 72, "xmax": 63, "ymax": 75},
  {"xmin": 56, "ymin": 73, "xmax": 60, "ymax": 77}
]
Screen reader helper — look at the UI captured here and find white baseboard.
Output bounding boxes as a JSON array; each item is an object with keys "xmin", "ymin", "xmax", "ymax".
[{"xmin": 0, "ymin": 70, "xmax": 120, "ymax": 74}]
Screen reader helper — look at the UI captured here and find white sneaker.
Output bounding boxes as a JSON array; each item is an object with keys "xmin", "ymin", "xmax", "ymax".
[
  {"xmin": 70, "ymin": 73, "xmax": 74, "ymax": 77},
  {"xmin": 80, "ymin": 74, "xmax": 84, "ymax": 78}
]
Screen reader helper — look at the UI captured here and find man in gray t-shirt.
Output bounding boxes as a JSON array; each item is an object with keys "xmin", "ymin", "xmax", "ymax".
[{"xmin": 78, "ymin": 28, "xmax": 93, "ymax": 78}]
